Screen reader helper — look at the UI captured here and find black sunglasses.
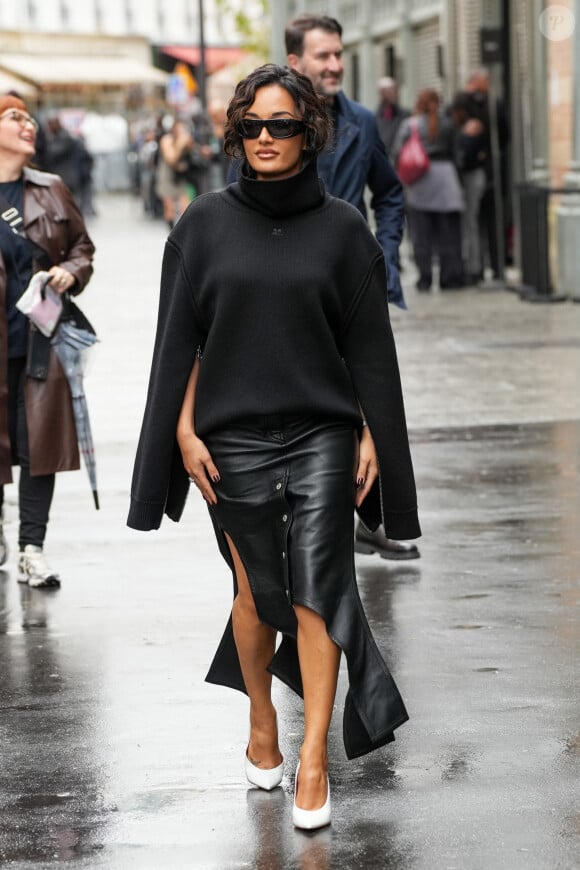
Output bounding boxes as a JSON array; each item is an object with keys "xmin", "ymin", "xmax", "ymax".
[{"xmin": 237, "ymin": 118, "xmax": 305, "ymax": 139}]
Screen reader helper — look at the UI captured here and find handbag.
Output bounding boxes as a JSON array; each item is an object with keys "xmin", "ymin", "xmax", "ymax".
[
  {"xmin": 173, "ymin": 148, "xmax": 209, "ymax": 186},
  {"xmin": 16, "ymin": 271, "xmax": 63, "ymax": 338},
  {"xmin": 396, "ymin": 119, "xmax": 430, "ymax": 186}
]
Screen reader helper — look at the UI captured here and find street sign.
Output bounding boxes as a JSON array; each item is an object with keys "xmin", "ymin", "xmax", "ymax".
[{"xmin": 166, "ymin": 73, "xmax": 188, "ymax": 107}]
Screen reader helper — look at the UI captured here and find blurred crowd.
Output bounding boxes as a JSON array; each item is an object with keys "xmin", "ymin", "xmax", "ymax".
[
  {"xmin": 18, "ymin": 99, "xmax": 229, "ymax": 230},
  {"xmin": 378, "ymin": 68, "xmax": 510, "ymax": 290},
  {"xmin": 33, "ymin": 113, "xmax": 97, "ymax": 217},
  {"xmin": 128, "ymin": 99, "xmax": 229, "ymax": 229},
  {"xmin": 25, "ymin": 65, "xmax": 509, "ymax": 291}
]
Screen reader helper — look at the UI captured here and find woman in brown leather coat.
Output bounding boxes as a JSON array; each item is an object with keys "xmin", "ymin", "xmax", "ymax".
[{"xmin": 0, "ymin": 95, "xmax": 94, "ymax": 586}]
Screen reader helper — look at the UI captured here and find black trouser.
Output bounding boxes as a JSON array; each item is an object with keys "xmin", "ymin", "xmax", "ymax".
[
  {"xmin": 0, "ymin": 357, "xmax": 55, "ymax": 550},
  {"xmin": 410, "ymin": 209, "xmax": 464, "ymax": 288}
]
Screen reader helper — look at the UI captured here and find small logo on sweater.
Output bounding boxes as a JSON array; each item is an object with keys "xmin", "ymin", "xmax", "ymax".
[{"xmin": 272, "ymin": 227, "xmax": 283, "ymax": 236}]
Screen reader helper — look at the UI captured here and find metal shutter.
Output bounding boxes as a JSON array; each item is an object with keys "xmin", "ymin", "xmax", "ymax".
[{"xmin": 412, "ymin": 18, "xmax": 443, "ymax": 92}]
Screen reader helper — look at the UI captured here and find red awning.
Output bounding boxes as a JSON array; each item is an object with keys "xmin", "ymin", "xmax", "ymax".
[{"xmin": 161, "ymin": 45, "xmax": 245, "ymax": 74}]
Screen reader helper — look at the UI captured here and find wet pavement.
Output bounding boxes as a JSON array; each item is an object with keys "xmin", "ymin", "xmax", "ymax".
[{"xmin": 1, "ymin": 195, "xmax": 579, "ymax": 869}]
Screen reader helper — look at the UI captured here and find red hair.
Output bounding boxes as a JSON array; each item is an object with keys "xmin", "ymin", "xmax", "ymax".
[
  {"xmin": 415, "ymin": 89, "xmax": 440, "ymax": 141},
  {"xmin": 0, "ymin": 94, "xmax": 28, "ymax": 116}
]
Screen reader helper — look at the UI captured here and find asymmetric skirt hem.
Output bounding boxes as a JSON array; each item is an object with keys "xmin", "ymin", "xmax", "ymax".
[{"xmin": 203, "ymin": 417, "xmax": 409, "ymax": 760}]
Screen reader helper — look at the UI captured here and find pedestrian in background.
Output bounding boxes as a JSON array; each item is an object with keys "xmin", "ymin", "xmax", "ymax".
[
  {"xmin": 127, "ymin": 65, "xmax": 419, "ymax": 831},
  {"xmin": 42, "ymin": 114, "xmax": 83, "ymax": 205},
  {"xmin": 393, "ymin": 88, "xmax": 465, "ymax": 291},
  {"xmin": 375, "ymin": 76, "xmax": 410, "ymax": 161},
  {"xmin": 137, "ymin": 126, "xmax": 160, "ymax": 217},
  {"xmin": 451, "ymin": 90, "xmax": 488, "ymax": 285},
  {"xmin": 155, "ymin": 118, "xmax": 196, "ymax": 230},
  {"xmin": 463, "ymin": 68, "xmax": 511, "ymax": 279},
  {"xmin": 286, "ymin": 15, "xmax": 405, "ymax": 310},
  {"xmin": 206, "ymin": 99, "xmax": 229, "ymax": 190},
  {"xmin": 0, "ymin": 94, "xmax": 95, "ymax": 586},
  {"xmin": 285, "ymin": 13, "xmax": 419, "ymax": 561},
  {"xmin": 76, "ymin": 132, "xmax": 96, "ymax": 218}
]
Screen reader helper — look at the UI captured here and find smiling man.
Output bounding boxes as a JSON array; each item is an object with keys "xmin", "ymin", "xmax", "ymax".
[
  {"xmin": 286, "ymin": 15, "xmax": 406, "ymax": 312},
  {"xmin": 286, "ymin": 15, "xmax": 419, "ymax": 562}
]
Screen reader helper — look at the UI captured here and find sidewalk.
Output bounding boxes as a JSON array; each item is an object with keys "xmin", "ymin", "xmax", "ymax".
[{"xmin": 0, "ymin": 194, "xmax": 578, "ymax": 869}]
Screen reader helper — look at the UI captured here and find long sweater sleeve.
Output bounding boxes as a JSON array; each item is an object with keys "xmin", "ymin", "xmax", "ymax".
[
  {"xmin": 342, "ymin": 253, "xmax": 420, "ymax": 539},
  {"xmin": 128, "ymin": 163, "xmax": 419, "ymax": 538},
  {"xmin": 128, "ymin": 240, "xmax": 204, "ymax": 530}
]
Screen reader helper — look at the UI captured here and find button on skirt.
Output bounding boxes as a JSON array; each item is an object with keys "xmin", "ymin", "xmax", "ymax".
[{"xmin": 204, "ymin": 416, "xmax": 408, "ymax": 758}]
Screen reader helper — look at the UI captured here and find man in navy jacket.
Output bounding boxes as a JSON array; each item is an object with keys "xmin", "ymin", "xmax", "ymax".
[
  {"xmin": 286, "ymin": 14, "xmax": 406, "ymax": 312},
  {"xmin": 286, "ymin": 14, "xmax": 419, "ymax": 561}
]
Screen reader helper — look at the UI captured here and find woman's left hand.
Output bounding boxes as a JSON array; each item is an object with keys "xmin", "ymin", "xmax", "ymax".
[
  {"xmin": 355, "ymin": 425, "xmax": 379, "ymax": 508},
  {"xmin": 47, "ymin": 265, "xmax": 75, "ymax": 294}
]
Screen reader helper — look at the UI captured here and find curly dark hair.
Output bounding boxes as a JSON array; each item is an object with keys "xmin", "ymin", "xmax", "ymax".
[{"xmin": 224, "ymin": 63, "xmax": 332, "ymax": 161}]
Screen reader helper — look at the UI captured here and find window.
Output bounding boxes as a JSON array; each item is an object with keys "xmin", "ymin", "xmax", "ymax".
[
  {"xmin": 60, "ymin": 1, "xmax": 70, "ymax": 28},
  {"xmin": 125, "ymin": 0, "xmax": 134, "ymax": 31}
]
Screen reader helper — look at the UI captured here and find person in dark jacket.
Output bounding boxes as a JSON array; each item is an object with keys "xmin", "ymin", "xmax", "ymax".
[
  {"xmin": 0, "ymin": 94, "xmax": 95, "ymax": 586},
  {"xmin": 127, "ymin": 66, "xmax": 420, "ymax": 831},
  {"xmin": 42, "ymin": 114, "xmax": 82, "ymax": 201},
  {"xmin": 463, "ymin": 69, "xmax": 510, "ymax": 278},
  {"xmin": 375, "ymin": 76, "xmax": 410, "ymax": 160},
  {"xmin": 451, "ymin": 90, "xmax": 488, "ymax": 284},
  {"xmin": 286, "ymin": 13, "xmax": 419, "ymax": 562},
  {"xmin": 286, "ymin": 15, "xmax": 405, "ymax": 310}
]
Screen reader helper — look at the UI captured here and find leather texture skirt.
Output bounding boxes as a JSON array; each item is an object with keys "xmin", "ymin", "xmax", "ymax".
[{"xmin": 204, "ymin": 415, "xmax": 408, "ymax": 759}]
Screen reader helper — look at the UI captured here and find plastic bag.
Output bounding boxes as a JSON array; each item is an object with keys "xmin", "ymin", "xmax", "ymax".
[{"xmin": 16, "ymin": 271, "xmax": 63, "ymax": 337}]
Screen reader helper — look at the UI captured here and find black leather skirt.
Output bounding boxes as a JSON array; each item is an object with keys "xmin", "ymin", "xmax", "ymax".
[{"xmin": 204, "ymin": 416, "xmax": 408, "ymax": 759}]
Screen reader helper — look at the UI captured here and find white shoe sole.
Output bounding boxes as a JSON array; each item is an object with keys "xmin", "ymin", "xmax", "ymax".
[
  {"xmin": 18, "ymin": 573, "xmax": 61, "ymax": 588},
  {"xmin": 292, "ymin": 762, "xmax": 331, "ymax": 830}
]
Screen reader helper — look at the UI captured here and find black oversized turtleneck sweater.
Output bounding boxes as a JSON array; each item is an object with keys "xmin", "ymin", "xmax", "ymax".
[{"xmin": 128, "ymin": 159, "xmax": 420, "ymax": 539}]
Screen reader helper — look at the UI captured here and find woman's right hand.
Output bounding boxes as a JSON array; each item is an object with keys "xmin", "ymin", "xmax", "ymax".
[
  {"xmin": 355, "ymin": 425, "xmax": 379, "ymax": 508},
  {"xmin": 177, "ymin": 431, "xmax": 220, "ymax": 505}
]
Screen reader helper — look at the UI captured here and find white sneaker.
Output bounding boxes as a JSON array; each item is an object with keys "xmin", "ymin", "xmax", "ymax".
[
  {"xmin": 0, "ymin": 517, "xmax": 7, "ymax": 567},
  {"xmin": 18, "ymin": 545, "xmax": 61, "ymax": 588}
]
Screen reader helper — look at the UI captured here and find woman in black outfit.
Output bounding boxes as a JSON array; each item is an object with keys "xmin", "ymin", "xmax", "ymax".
[{"xmin": 128, "ymin": 65, "xmax": 420, "ymax": 830}]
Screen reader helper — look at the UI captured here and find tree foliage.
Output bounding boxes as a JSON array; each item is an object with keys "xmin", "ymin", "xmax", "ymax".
[{"xmin": 214, "ymin": 0, "xmax": 271, "ymax": 60}]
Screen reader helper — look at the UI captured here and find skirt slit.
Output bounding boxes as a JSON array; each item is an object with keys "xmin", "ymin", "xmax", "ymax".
[{"xmin": 203, "ymin": 417, "xmax": 409, "ymax": 759}]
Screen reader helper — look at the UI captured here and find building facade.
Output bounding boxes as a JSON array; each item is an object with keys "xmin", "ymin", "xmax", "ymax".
[
  {"xmin": 0, "ymin": 0, "xmax": 231, "ymax": 44},
  {"xmin": 272, "ymin": 0, "xmax": 578, "ymax": 292}
]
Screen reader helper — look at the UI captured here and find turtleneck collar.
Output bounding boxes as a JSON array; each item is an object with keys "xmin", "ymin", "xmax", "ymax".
[{"xmin": 227, "ymin": 156, "xmax": 325, "ymax": 219}]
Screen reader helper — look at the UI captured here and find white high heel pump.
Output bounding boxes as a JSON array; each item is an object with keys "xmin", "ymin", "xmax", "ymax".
[
  {"xmin": 292, "ymin": 761, "xmax": 331, "ymax": 830},
  {"xmin": 245, "ymin": 752, "xmax": 284, "ymax": 791}
]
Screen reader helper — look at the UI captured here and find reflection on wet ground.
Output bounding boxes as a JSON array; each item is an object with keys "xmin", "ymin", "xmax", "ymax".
[
  {"xmin": 1, "ymin": 418, "xmax": 578, "ymax": 868},
  {"xmin": 2, "ymin": 196, "xmax": 580, "ymax": 866}
]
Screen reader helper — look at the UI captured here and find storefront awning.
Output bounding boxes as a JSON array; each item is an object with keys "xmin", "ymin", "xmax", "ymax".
[
  {"xmin": 0, "ymin": 55, "xmax": 168, "ymax": 88},
  {"xmin": 0, "ymin": 68, "xmax": 38, "ymax": 97},
  {"xmin": 161, "ymin": 45, "xmax": 245, "ymax": 74}
]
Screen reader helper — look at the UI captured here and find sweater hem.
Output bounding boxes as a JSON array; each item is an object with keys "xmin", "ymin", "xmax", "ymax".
[{"xmin": 127, "ymin": 498, "xmax": 165, "ymax": 531}]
